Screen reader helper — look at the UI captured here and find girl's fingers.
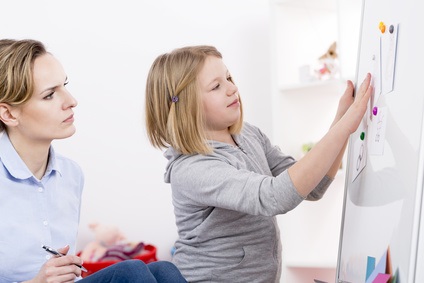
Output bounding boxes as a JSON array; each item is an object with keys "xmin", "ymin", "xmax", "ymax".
[
  {"xmin": 357, "ymin": 73, "xmax": 372, "ymax": 99},
  {"xmin": 365, "ymin": 85, "xmax": 374, "ymax": 104},
  {"xmin": 343, "ymin": 80, "xmax": 354, "ymax": 97}
]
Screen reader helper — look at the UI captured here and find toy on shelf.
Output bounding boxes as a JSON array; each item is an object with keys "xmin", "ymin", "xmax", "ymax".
[{"xmin": 314, "ymin": 41, "xmax": 340, "ymax": 81}]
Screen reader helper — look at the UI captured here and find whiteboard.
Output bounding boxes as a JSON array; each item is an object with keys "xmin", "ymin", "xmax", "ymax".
[{"xmin": 336, "ymin": 0, "xmax": 424, "ymax": 282}]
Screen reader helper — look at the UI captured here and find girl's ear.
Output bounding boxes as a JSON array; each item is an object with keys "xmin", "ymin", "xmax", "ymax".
[{"xmin": 0, "ymin": 103, "xmax": 18, "ymax": 127}]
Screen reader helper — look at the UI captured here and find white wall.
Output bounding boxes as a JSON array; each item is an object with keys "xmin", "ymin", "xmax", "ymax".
[{"xmin": 0, "ymin": 0, "xmax": 272, "ymax": 261}]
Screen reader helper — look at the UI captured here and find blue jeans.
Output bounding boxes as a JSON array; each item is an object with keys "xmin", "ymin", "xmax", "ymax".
[{"xmin": 79, "ymin": 260, "xmax": 187, "ymax": 283}]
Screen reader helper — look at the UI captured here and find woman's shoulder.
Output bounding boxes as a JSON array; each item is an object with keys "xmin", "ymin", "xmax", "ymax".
[{"xmin": 55, "ymin": 153, "xmax": 84, "ymax": 175}]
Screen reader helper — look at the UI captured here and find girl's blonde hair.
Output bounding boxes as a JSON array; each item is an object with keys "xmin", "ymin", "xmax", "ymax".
[
  {"xmin": 0, "ymin": 39, "xmax": 47, "ymax": 132},
  {"xmin": 145, "ymin": 45, "xmax": 243, "ymax": 155}
]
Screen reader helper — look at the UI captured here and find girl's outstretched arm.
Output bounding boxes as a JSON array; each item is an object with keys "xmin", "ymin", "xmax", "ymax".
[
  {"xmin": 326, "ymin": 79, "xmax": 355, "ymax": 178},
  {"xmin": 288, "ymin": 73, "xmax": 373, "ymax": 197}
]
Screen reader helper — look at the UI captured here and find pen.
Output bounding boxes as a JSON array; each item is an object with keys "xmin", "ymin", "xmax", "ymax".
[{"xmin": 42, "ymin": 245, "xmax": 88, "ymax": 272}]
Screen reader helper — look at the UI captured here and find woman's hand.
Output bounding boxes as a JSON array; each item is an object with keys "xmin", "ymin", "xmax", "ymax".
[{"xmin": 25, "ymin": 246, "xmax": 82, "ymax": 283}]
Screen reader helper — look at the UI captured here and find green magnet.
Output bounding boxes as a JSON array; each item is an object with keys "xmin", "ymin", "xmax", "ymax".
[{"xmin": 360, "ymin": 132, "xmax": 365, "ymax": 140}]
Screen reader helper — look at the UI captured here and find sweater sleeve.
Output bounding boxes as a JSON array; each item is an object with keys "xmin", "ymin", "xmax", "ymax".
[
  {"xmin": 170, "ymin": 154, "xmax": 305, "ymax": 217},
  {"xmin": 252, "ymin": 124, "xmax": 333, "ymax": 201}
]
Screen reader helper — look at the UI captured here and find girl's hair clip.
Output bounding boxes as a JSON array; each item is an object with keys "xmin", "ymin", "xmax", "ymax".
[{"xmin": 171, "ymin": 96, "xmax": 179, "ymax": 103}]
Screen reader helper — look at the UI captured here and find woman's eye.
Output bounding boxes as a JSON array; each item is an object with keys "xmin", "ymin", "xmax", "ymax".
[
  {"xmin": 212, "ymin": 84, "xmax": 220, "ymax": 90},
  {"xmin": 43, "ymin": 92, "xmax": 54, "ymax": 100},
  {"xmin": 64, "ymin": 81, "xmax": 69, "ymax": 86}
]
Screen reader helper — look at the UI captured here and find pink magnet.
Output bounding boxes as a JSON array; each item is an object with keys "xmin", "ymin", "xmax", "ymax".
[{"xmin": 372, "ymin": 106, "xmax": 378, "ymax": 116}]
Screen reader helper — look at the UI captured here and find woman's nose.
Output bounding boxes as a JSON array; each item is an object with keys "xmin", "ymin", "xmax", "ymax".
[{"xmin": 64, "ymin": 90, "xmax": 78, "ymax": 109}]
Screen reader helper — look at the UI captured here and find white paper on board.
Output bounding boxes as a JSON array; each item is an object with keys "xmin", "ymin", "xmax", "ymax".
[
  {"xmin": 368, "ymin": 37, "xmax": 382, "ymax": 126},
  {"xmin": 368, "ymin": 106, "xmax": 387, "ymax": 155},
  {"xmin": 371, "ymin": 37, "xmax": 382, "ymax": 106},
  {"xmin": 382, "ymin": 23, "xmax": 399, "ymax": 94},
  {"xmin": 351, "ymin": 124, "xmax": 368, "ymax": 183}
]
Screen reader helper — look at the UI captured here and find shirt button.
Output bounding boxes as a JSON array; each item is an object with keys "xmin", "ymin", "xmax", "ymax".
[
  {"xmin": 43, "ymin": 220, "xmax": 48, "ymax": 226},
  {"xmin": 38, "ymin": 187, "xmax": 43, "ymax": 192}
]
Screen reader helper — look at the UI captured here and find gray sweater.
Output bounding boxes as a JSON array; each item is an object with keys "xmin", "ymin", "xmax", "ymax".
[{"xmin": 164, "ymin": 122, "xmax": 332, "ymax": 283}]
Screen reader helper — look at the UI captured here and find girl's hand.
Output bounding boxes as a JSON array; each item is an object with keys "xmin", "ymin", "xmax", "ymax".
[
  {"xmin": 339, "ymin": 73, "xmax": 373, "ymax": 134},
  {"xmin": 333, "ymin": 80, "xmax": 355, "ymax": 124},
  {"xmin": 26, "ymin": 246, "xmax": 82, "ymax": 283},
  {"xmin": 287, "ymin": 73, "xmax": 372, "ymax": 196}
]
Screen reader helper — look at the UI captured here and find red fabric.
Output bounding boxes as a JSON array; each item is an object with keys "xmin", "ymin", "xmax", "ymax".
[{"xmin": 78, "ymin": 244, "xmax": 157, "ymax": 278}]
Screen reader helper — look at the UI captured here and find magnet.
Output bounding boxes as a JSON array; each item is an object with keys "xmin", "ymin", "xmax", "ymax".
[
  {"xmin": 372, "ymin": 106, "xmax": 378, "ymax": 116},
  {"xmin": 389, "ymin": 25, "xmax": 394, "ymax": 34},
  {"xmin": 379, "ymin": 21, "xmax": 386, "ymax": 33},
  {"xmin": 360, "ymin": 132, "xmax": 366, "ymax": 140}
]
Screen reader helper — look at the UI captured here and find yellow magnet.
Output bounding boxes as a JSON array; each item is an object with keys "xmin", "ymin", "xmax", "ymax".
[{"xmin": 379, "ymin": 21, "xmax": 386, "ymax": 33}]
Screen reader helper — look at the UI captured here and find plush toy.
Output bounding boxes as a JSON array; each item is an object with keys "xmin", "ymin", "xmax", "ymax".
[
  {"xmin": 314, "ymin": 41, "xmax": 340, "ymax": 80},
  {"xmin": 80, "ymin": 223, "xmax": 145, "ymax": 262}
]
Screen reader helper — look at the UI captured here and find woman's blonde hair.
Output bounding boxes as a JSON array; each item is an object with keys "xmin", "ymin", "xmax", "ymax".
[
  {"xmin": 145, "ymin": 45, "xmax": 243, "ymax": 155},
  {"xmin": 0, "ymin": 39, "xmax": 47, "ymax": 132}
]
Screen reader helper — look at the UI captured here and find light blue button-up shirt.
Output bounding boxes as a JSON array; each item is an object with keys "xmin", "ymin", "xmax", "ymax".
[{"xmin": 0, "ymin": 133, "xmax": 84, "ymax": 282}]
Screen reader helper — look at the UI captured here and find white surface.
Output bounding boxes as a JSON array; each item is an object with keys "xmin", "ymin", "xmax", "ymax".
[{"xmin": 337, "ymin": 0, "xmax": 424, "ymax": 282}]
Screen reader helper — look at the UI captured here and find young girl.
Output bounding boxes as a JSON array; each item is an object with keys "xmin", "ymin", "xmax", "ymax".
[
  {"xmin": 145, "ymin": 45, "xmax": 372, "ymax": 282},
  {"xmin": 0, "ymin": 39, "xmax": 186, "ymax": 283}
]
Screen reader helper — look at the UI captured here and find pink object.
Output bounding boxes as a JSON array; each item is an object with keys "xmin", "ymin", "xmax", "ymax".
[
  {"xmin": 373, "ymin": 106, "xmax": 378, "ymax": 116},
  {"xmin": 372, "ymin": 273, "xmax": 391, "ymax": 283}
]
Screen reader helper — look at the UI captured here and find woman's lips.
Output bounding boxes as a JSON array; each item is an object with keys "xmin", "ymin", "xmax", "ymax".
[{"xmin": 63, "ymin": 114, "xmax": 74, "ymax": 123}]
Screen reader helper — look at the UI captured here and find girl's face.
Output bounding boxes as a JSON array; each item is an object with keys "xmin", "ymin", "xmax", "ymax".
[
  {"xmin": 11, "ymin": 53, "xmax": 77, "ymax": 143},
  {"xmin": 198, "ymin": 56, "xmax": 240, "ymax": 134}
]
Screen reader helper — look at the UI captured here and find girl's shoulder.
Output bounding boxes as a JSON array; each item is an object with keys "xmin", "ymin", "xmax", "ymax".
[{"xmin": 242, "ymin": 122, "xmax": 265, "ymax": 136}]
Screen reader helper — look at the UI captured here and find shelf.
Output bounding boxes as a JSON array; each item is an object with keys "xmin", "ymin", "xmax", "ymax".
[
  {"xmin": 271, "ymin": 0, "xmax": 337, "ymax": 12},
  {"xmin": 272, "ymin": 1, "xmax": 339, "ymax": 86},
  {"xmin": 280, "ymin": 79, "xmax": 344, "ymax": 92}
]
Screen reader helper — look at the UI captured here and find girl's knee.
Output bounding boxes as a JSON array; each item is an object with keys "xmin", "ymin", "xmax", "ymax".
[
  {"xmin": 148, "ymin": 261, "xmax": 183, "ymax": 275},
  {"xmin": 148, "ymin": 261, "xmax": 174, "ymax": 270},
  {"xmin": 116, "ymin": 259, "xmax": 149, "ymax": 272},
  {"xmin": 147, "ymin": 261, "xmax": 186, "ymax": 282}
]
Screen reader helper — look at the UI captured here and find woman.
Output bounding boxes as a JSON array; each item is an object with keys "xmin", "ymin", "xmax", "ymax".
[{"xmin": 0, "ymin": 39, "xmax": 186, "ymax": 283}]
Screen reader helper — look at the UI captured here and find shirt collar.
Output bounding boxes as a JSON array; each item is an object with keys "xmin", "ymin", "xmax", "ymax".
[{"xmin": 0, "ymin": 132, "xmax": 60, "ymax": 180}]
